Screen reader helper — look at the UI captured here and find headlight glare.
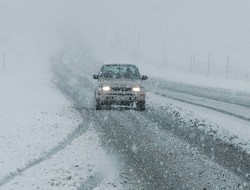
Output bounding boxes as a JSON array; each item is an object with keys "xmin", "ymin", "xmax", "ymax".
[
  {"xmin": 102, "ymin": 86, "xmax": 111, "ymax": 91},
  {"xmin": 132, "ymin": 87, "xmax": 140, "ymax": 92}
]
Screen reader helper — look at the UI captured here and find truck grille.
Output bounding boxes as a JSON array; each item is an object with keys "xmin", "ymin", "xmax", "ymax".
[
  {"xmin": 108, "ymin": 93, "xmax": 134, "ymax": 96},
  {"xmin": 111, "ymin": 87, "xmax": 132, "ymax": 92}
]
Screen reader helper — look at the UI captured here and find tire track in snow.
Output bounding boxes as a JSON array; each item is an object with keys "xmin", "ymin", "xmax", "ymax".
[
  {"xmin": 143, "ymin": 105, "xmax": 250, "ymax": 182},
  {"xmin": 0, "ymin": 116, "xmax": 90, "ymax": 187},
  {"xmin": 50, "ymin": 54, "xmax": 249, "ymax": 188},
  {"xmin": 152, "ymin": 91, "xmax": 250, "ymax": 122},
  {"xmin": 147, "ymin": 78, "xmax": 250, "ymax": 109},
  {"xmin": 92, "ymin": 109, "xmax": 248, "ymax": 189}
]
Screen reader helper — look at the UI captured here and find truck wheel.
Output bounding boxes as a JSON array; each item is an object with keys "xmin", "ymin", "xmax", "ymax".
[
  {"xmin": 136, "ymin": 102, "xmax": 145, "ymax": 111},
  {"xmin": 96, "ymin": 101, "xmax": 101, "ymax": 110}
]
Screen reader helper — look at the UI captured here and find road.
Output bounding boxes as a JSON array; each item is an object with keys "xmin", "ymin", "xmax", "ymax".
[
  {"xmin": 147, "ymin": 77, "xmax": 250, "ymax": 122},
  {"xmin": 51, "ymin": 57, "xmax": 250, "ymax": 189}
]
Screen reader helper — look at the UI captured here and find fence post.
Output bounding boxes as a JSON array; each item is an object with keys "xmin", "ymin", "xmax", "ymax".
[
  {"xmin": 226, "ymin": 56, "xmax": 229, "ymax": 77},
  {"xmin": 163, "ymin": 45, "xmax": 167, "ymax": 69},
  {"xmin": 192, "ymin": 55, "xmax": 195, "ymax": 73},
  {"xmin": 207, "ymin": 52, "xmax": 211, "ymax": 76}
]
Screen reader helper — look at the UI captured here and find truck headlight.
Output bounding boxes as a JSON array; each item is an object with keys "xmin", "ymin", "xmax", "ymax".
[
  {"xmin": 102, "ymin": 86, "xmax": 111, "ymax": 91},
  {"xmin": 132, "ymin": 87, "xmax": 140, "ymax": 92}
]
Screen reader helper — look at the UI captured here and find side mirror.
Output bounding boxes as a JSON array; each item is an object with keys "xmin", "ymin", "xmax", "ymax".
[
  {"xmin": 141, "ymin": 75, "xmax": 148, "ymax": 80},
  {"xmin": 93, "ymin": 74, "xmax": 99, "ymax": 79}
]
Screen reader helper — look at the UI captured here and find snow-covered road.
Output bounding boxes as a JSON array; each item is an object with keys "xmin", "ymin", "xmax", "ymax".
[
  {"xmin": 147, "ymin": 78, "xmax": 250, "ymax": 122},
  {"xmin": 86, "ymin": 108, "xmax": 247, "ymax": 189},
  {"xmin": 0, "ymin": 46, "xmax": 249, "ymax": 189},
  {"xmin": 50, "ymin": 48, "xmax": 249, "ymax": 189}
]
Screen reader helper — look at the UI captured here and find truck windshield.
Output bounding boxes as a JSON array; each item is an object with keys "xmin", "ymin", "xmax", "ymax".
[{"xmin": 99, "ymin": 64, "xmax": 141, "ymax": 79}]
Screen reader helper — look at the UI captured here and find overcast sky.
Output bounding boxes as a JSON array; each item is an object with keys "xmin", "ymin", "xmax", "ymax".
[{"xmin": 1, "ymin": 0, "xmax": 250, "ymax": 76}]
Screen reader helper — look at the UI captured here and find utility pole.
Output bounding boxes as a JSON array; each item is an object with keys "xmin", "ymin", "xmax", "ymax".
[
  {"xmin": 126, "ymin": 25, "xmax": 129, "ymax": 51},
  {"xmin": 163, "ymin": 45, "xmax": 167, "ymax": 69},
  {"xmin": 190, "ymin": 54, "xmax": 195, "ymax": 73},
  {"xmin": 103, "ymin": 5, "xmax": 107, "ymax": 47},
  {"xmin": 163, "ymin": 45, "xmax": 166, "ymax": 67},
  {"xmin": 207, "ymin": 52, "xmax": 211, "ymax": 76},
  {"xmin": 190, "ymin": 54, "xmax": 192, "ymax": 72},
  {"xmin": 133, "ymin": 27, "xmax": 136, "ymax": 59},
  {"xmin": 137, "ymin": 30, "xmax": 140, "ymax": 61},
  {"xmin": 226, "ymin": 56, "xmax": 229, "ymax": 77},
  {"xmin": 116, "ymin": 23, "xmax": 119, "ymax": 50},
  {"xmin": 192, "ymin": 55, "xmax": 195, "ymax": 73}
]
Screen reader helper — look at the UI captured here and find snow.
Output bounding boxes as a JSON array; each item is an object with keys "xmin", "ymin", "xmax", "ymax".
[
  {"xmin": 0, "ymin": 36, "xmax": 249, "ymax": 189},
  {"xmin": 2, "ymin": 129, "xmax": 119, "ymax": 190},
  {"xmin": 1, "ymin": 0, "xmax": 250, "ymax": 187},
  {"xmin": 147, "ymin": 92, "xmax": 250, "ymax": 154},
  {"xmin": 140, "ymin": 58, "xmax": 250, "ymax": 154},
  {"xmin": 0, "ymin": 66, "xmax": 121, "ymax": 189}
]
